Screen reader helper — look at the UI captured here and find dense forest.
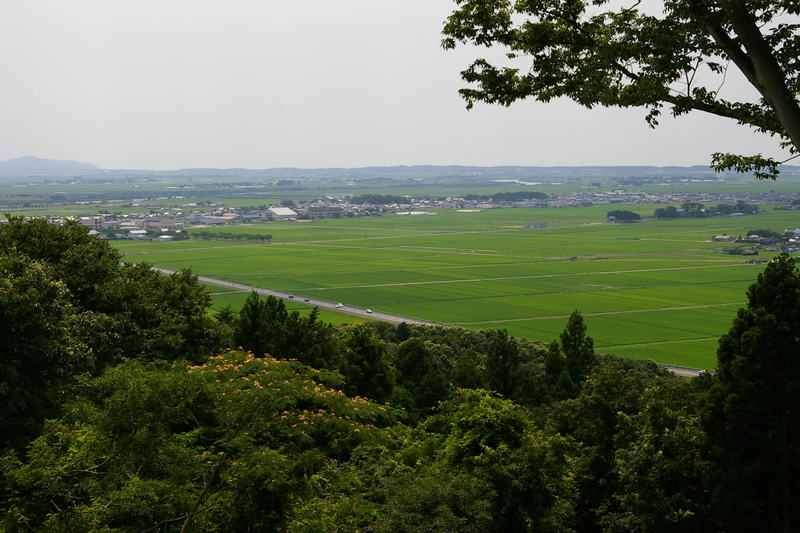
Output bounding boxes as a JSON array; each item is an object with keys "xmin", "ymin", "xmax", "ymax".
[{"xmin": 1, "ymin": 217, "xmax": 799, "ymax": 532}]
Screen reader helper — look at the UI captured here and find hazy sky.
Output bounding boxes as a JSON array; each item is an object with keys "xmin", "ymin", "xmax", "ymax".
[{"xmin": 0, "ymin": 0, "xmax": 789, "ymax": 169}]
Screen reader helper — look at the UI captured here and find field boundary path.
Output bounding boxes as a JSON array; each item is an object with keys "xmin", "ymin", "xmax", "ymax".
[
  {"xmin": 150, "ymin": 267, "xmax": 704, "ymax": 377},
  {"xmin": 451, "ymin": 303, "xmax": 744, "ymax": 325}
]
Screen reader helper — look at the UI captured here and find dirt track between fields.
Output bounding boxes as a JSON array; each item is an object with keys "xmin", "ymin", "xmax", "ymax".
[
  {"xmin": 450, "ymin": 302, "xmax": 744, "ymax": 325},
  {"xmin": 295, "ymin": 262, "xmax": 753, "ymax": 291}
]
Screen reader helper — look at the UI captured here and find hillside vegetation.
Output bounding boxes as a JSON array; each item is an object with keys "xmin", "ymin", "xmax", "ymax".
[{"xmin": 2, "ymin": 217, "xmax": 800, "ymax": 531}]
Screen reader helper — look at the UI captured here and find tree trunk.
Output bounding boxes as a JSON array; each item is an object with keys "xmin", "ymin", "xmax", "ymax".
[{"xmin": 718, "ymin": 0, "xmax": 800, "ymax": 153}]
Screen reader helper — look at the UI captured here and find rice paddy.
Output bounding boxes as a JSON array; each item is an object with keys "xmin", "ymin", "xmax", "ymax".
[{"xmin": 117, "ymin": 204, "xmax": 800, "ymax": 368}]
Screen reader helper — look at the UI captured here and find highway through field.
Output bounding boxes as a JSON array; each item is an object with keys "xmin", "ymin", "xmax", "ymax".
[
  {"xmin": 150, "ymin": 266, "xmax": 436, "ymax": 326},
  {"xmin": 151, "ymin": 266, "xmax": 702, "ymax": 377}
]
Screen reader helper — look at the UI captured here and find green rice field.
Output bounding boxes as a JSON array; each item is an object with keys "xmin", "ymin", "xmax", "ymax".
[{"xmin": 117, "ymin": 204, "xmax": 800, "ymax": 369}]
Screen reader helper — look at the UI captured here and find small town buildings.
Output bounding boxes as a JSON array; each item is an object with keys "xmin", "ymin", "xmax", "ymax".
[
  {"xmin": 396, "ymin": 211, "xmax": 435, "ymax": 216},
  {"xmin": 77, "ymin": 216, "xmax": 103, "ymax": 230},
  {"xmin": 143, "ymin": 216, "xmax": 180, "ymax": 230},
  {"xmin": 197, "ymin": 216, "xmax": 228, "ymax": 225},
  {"xmin": 268, "ymin": 207, "xmax": 298, "ymax": 220},
  {"xmin": 119, "ymin": 221, "xmax": 141, "ymax": 231},
  {"xmin": 304, "ymin": 205, "xmax": 345, "ymax": 219}
]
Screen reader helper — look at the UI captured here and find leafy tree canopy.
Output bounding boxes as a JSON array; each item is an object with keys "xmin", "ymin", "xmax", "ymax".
[
  {"xmin": 3, "ymin": 352, "xmax": 394, "ymax": 532},
  {"xmin": 607, "ymin": 209, "xmax": 641, "ymax": 222},
  {"xmin": 443, "ymin": 0, "xmax": 800, "ymax": 178},
  {"xmin": 0, "ymin": 218, "xmax": 227, "ymax": 447},
  {"xmin": 0, "ymin": 215, "xmax": 121, "ymax": 308},
  {"xmin": 0, "ymin": 252, "xmax": 90, "ymax": 447},
  {"xmin": 561, "ymin": 311, "xmax": 596, "ymax": 383}
]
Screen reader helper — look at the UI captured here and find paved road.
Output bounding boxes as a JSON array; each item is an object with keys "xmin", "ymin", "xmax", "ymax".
[
  {"xmin": 662, "ymin": 365, "xmax": 705, "ymax": 377},
  {"xmin": 151, "ymin": 266, "xmax": 703, "ymax": 377},
  {"xmin": 150, "ymin": 266, "xmax": 436, "ymax": 326}
]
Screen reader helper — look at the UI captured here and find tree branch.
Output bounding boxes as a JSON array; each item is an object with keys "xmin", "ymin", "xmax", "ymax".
[
  {"xmin": 688, "ymin": 1, "xmax": 759, "ymax": 87},
  {"xmin": 718, "ymin": 0, "xmax": 800, "ymax": 153},
  {"xmin": 139, "ymin": 502, "xmax": 215, "ymax": 533},
  {"xmin": 661, "ymin": 94, "xmax": 780, "ymax": 133}
]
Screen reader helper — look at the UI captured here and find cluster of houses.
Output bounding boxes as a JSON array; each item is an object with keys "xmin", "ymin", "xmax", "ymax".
[
  {"xmin": 712, "ymin": 229, "xmax": 800, "ymax": 244},
  {"xmin": 19, "ymin": 188, "xmax": 800, "ymax": 242},
  {"xmin": 301, "ymin": 190, "xmax": 800, "ymax": 212},
  {"xmin": 43, "ymin": 206, "xmax": 300, "ymax": 240},
  {"xmin": 711, "ymin": 229, "xmax": 800, "ymax": 259},
  {"xmin": 555, "ymin": 189, "xmax": 800, "ymax": 208}
]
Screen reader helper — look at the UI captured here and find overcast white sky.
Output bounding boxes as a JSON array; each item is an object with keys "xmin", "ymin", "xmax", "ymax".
[{"xmin": 0, "ymin": 0, "xmax": 789, "ymax": 169}]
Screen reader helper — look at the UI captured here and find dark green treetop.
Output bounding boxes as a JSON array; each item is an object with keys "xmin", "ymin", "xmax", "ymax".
[
  {"xmin": 703, "ymin": 253, "xmax": 800, "ymax": 532},
  {"xmin": 0, "ymin": 215, "xmax": 121, "ymax": 308},
  {"xmin": 485, "ymin": 329, "xmax": 521, "ymax": 397},
  {"xmin": 0, "ymin": 252, "xmax": 90, "ymax": 447},
  {"xmin": 393, "ymin": 337, "xmax": 450, "ymax": 417},
  {"xmin": 235, "ymin": 292, "xmax": 290, "ymax": 358},
  {"xmin": 607, "ymin": 209, "xmax": 641, "ymax": 222},
  {"xmin": 561, "ymin": 311, "xmax": 596, "ymax": 384},
  {"xmin": 340, "ymin": 324, "xmax": 396, "ymax": 404}
]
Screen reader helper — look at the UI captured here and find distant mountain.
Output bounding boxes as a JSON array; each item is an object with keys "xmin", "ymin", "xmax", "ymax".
[
  {"xmin": 0, "ymin": 156, "xmax": 99, "ymax": 176},
  {"xmin": 165, "ymin": 164, "xmax": 800, "ymax": 180},
  {"xmin": 1, "ymin": 158, "xmax": 799, "ymax": 180}
]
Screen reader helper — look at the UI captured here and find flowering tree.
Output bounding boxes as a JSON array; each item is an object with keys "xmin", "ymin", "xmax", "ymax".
[{"xmin": 4, "ymin": 351, "xmax": 394, "ymax": 531}]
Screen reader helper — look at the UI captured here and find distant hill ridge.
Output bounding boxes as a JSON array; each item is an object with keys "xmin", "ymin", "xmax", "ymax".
[
  {"xmin": 1, "ymin": 156, "xmax": 799, "ymax": 179},
  {"xmin": 0, "ymin": 156, "xmax": 98, "ymax": 174}
]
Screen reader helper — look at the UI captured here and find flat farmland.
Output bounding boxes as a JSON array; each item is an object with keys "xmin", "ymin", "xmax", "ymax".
[{"xmin": 117, "ymin": 205, "xmax": 800, "ymax": 369}]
